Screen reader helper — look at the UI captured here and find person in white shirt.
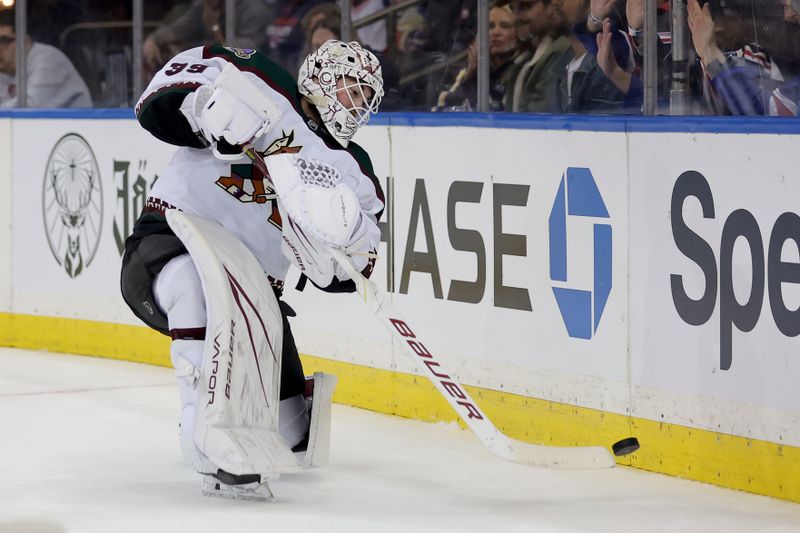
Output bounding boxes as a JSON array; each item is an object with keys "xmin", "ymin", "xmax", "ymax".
[
  {"xmin": 341, "ymin": 0, "xmax": 387, "ymax": 52},
  {"xmin": 0, "ymin": 9, "xmax": 92, "ymax": 108}
]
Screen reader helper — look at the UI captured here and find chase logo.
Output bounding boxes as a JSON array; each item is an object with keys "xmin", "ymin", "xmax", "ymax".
[{"xmin": 548, "ymin": 168, "xmax": 612, "ymax": 340}]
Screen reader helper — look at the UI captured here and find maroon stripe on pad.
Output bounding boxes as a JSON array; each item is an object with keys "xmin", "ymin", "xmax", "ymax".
[{"xmin": 170, "ymin": 327, "xmax": 207, "ymax": 340}]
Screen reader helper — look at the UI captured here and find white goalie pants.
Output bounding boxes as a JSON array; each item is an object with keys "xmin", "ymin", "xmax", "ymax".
[{"xmin": 153, "ymin": 254, "xmax": 309, "ymax": 473}]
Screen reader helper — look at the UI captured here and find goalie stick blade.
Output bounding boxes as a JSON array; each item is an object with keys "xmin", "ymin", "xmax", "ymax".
[{"xmin": 488, "ymin": 434, "xmax": 616, "ymax": 469}]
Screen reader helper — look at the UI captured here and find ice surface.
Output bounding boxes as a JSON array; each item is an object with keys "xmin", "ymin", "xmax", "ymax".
[{"xmin": 0, "ymin": 347, "xmax": 798, "ymax": 533}]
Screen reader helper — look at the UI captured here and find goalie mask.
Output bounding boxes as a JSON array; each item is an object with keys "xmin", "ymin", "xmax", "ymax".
[{"xmin": 298, "ymin": 40, "xmax": 384, "ymax": 147}]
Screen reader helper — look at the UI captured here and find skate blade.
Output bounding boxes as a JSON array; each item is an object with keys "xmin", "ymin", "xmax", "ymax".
[{"xmin": 201, "ymin": 476, "xmax": 275, "ymax": 502}]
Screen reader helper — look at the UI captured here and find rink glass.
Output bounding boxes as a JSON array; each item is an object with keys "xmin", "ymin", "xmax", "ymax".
[{"xmin": 2, "ymin": 0, "xmax": 797, "ymax": 116}]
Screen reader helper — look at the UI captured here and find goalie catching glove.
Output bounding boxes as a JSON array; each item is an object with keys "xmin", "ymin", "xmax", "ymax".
[{"xmin": 269, "ymin": 153, "xmax": 377, "ymax": 288}]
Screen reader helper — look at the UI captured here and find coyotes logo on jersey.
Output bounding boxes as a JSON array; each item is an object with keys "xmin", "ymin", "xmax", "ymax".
[
  {"xmin": 215, "ymin": 130, "xmax": 302, "ymax": 228},
  {"xmin": 263, "ymin": 130, "xmax": 303, "ymax": 157},
  {"xmin": 215, "ymin": 130, "xmax": 301, "ymax": 204}
]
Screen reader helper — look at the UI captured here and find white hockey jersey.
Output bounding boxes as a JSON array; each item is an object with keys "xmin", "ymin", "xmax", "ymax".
[{"xmin": 135, "ymin": 45, "xmax": 384, "ymax": 286}]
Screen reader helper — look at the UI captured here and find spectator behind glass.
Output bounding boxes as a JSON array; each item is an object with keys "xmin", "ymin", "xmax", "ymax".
[
  {"xmin": 26, "ymin": 0, "xmax": 85, "ymax": 48},
  {"xmin": 392, "ymin": 4, "xmax": 429, "ymax": 108},
  {"xmin": 688, "ymin": 0, "xmax": 800, "ymax": 115},
  {"xmin": 772, "ymin": 0, "xmax": 800, "ymax": 114},
  {"xmin": 143, "ymin": 0, "xmax": 271, "ymax": 77},
  {"xmin": 552, "ymin": 0, "xmax": 623, "ymax": 112},
  {"xmin": 504, "ymin": 0, "xmax": 572, "ymax": 112},
  {"xmin": 569, "ymin": 0, "xmax": 679, "ymax": 113},
  {"xmin": 0, "ymin": 8, "xmax": 92, "ymax": 108},
  {"xmin": 342, "ymin": 0, "xmax": 388, "ymax": 53},
  {"xmin": 434, "ymin": 1, "xmax": 518, "ymax": 111},
  {"xmin": 422, "ymin": 0, "xmax": 476, "ymax": 55},
  {"xmin": 310, "ymin": 18, "xmax": 341, "ymax": 52},
  {"xmin": 297, "ymin": 3, "xmax": 341, "ymax": 67},
  {"xmin": 266, "ymin": 0, "xmax": 331, "ymax": 73},
  {"xmin": 496, "ymin": 0, "xmax": 536, "ymax": 110}
]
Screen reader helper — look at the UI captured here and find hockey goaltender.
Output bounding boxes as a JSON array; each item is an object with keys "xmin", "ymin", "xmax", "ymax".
[{"xmin": 120, "ymin": 39, "xmax": 385, "ymax": 501}]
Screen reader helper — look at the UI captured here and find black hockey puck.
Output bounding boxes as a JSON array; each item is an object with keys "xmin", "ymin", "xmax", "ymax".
[{"xmin": 612, "ymin": 437, "xmax": 640, "ymax": 456}]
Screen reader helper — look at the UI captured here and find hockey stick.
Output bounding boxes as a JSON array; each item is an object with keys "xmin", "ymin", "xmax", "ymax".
[
  {"xmin": 326, "ymin": 246, "xmax": 616, "ymax": 469},
  {"xmin": 218, "ymin": 63, "xmax": 619, "ymax": 467},
  {"xmin": 243, "ymin": 146, "xmax": 614, "ymax": 469}
]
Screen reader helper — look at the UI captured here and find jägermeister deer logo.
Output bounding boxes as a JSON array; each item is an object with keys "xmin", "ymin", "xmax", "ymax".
[{"xmin": 42, "ymin": 133, "xmax": 103, "ymax": 278}]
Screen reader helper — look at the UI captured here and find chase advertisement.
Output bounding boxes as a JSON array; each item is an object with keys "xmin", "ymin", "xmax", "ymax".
[{"xmin": 5, "ymin": 118, "xmax": 799, "ymax": 446}]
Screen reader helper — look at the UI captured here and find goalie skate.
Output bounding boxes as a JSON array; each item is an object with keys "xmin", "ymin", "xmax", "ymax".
[{"xmin": 201, "ymin": 471, "xmax": 276, "ymax": 502}]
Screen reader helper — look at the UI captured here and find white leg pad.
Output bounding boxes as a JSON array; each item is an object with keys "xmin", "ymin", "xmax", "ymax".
[
  {"xmin": 300, "ymin": 372, "xmax": 338, "ymax": 468},
  {"xmin": 166, "ymin": 210, "xmax": 302, "ymax": 477}
]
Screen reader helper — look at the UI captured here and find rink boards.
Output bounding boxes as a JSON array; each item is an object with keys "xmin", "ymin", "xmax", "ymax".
[{"xmin": 0, "ymin": 111, "xmax": 798, "ymax": 502}]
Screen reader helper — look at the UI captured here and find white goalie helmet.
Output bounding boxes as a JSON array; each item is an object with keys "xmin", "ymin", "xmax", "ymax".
[{"xmin": 298, "ymin": 40, "xmax": 384, "ymax": 147}]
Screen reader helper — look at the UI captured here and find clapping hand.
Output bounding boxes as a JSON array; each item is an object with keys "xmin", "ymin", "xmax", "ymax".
[
  {"xmin": 596, "ymin": 18, "xmax": 632, "ymax": 93},
  {"xmin": 588, "ymin": 0, "xmax": 619, "ymax": 31},
  {"xmin": 687, "ymin": 0, "xmax": 724, "ymax": 66}
]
